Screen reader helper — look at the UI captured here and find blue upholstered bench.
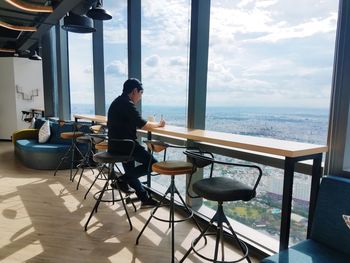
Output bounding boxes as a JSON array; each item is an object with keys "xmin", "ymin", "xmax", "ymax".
[
  {"xmin": 13, "ymin": 119, "xmax": 90, "ymax": 170},
  {"xmin": 260, "ymin": 175, "xmax": 350, "ymax": 263}
]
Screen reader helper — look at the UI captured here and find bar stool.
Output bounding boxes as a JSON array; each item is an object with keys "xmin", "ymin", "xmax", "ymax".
[
  {"xmin": 84, "ymin": 138, "xmax": 109, "ymax": 199},
  {"xmin": 54, "ymin": 121, "xmax": 85, "ymax": 181},
  {"xmin": 73, "ymin": 125, "xmax": 106, "ymax": 190},
  {"xmin": 180, "ymin": 151, "xmax": 263, "ymax": 263},
  {"xmin": 72, "ymin": 135, "xmax": 95, "ymax": 190},
  {"xmin": 84, "ymin": 139, "xmax": 137, "ymax": 231},
  {"xmin": 136, "ymin": 140, "xmax": 204, "ymax": 263}
]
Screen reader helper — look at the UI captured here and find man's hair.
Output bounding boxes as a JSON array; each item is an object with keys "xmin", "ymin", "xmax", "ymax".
[{"xmin": 123, "ymin": 78, "xmax": 143, "ymax": 94}]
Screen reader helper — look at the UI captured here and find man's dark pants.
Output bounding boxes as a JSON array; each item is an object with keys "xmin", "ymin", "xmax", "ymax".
[{"xmin": 122, "ymin": 142, "xmax": 157, "ymax": 201}]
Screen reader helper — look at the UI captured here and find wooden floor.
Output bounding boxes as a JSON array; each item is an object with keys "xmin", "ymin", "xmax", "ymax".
[{"xmin": 0, "ymin": 141, "xmax": 259, "ymax": 263}]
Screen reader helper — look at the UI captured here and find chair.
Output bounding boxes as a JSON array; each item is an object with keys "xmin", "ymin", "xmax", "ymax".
[
  {"xmin": 83, "ymin": 135, "xmax": 109, "ymax": 199},
  {"xmin": 53, "ymin": 120, "xmax": 85, "ymax": 180},
  {"xmin": 260, "ymin": 175, "xmax": 350, "ymax": 263},
  {"xmin": 84, "ymin": 139, "xmax": 136, "ymax": 231},
  {"xmin": 72, "ymin": 125, "xmax": 106, "ymax": 190},
  {"xmin": 180, "ymin": 151, "xmax": 262, "ymax": 263},
  {"xmin": 136, "ymin": 140, "xmax": 204, "ymax": 263}
]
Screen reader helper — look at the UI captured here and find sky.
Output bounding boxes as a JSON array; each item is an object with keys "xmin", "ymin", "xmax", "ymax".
[{"xmin": 68, "ymin": 0, "xmax": 339, "ymax": 109}]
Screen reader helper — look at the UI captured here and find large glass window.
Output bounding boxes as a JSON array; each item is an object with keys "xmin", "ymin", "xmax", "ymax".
[
  {"xmin": 141, "ymin": 0, "xmax": 191, "ymax": 127},
  {"xmin": 68, "ymin": 33, "xmax": 94, "ymax": 118},
  {"xmin": 103, "ymin": 0, "xmax": 128, "ymax": 110},
  {"xmin": 206, "ymin": 0, "xmax": 338, "ymax": 248},
  {"xmin": 140, "ymin": 0, "xmax": 191, "ymax": 193}
]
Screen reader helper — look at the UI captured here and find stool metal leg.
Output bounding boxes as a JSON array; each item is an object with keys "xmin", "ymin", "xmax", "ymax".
[
  {"xmin": 114, "ymin": 182, "xmax": 133, "ymax": 231},
  {"xmin": 180, "ymin": 202, "xmax": 250, "ymax": 263},
  {"xmin": 170, "ymin": 177, "xmax": 175, "ymax": 262},
  {"xmin": 54, "ymin": 138, "xmax": 84, "ymax": 180},
  {"xmin": 84, "ymin": 163, "xmax": 134, "ymax": 232},
  {"xmin": 84, "ymin": 165, "xmax": 107, "ymax": 199},
  {"xmin": 54, "ymin": 144, "xmax": 74, "ymax": 176},
  {"xmin": 136, "ymin": 185, "xmax": 170, "ymax": 243},
  {"xmin": 179, "ymin": 214, "xmax": 213, "ymax": 262},
  {"xmin": 173, "ymin": 182, "xmax": 207, "ymax": 243},
  {"xmin": 70, "ymin": 139, "xmax": 75, "ymax": 181},
  {"xmin": 70, "ymin": 141, "xmax": 84, "ymax": 181},
  {"xmin": 75, "ymin": 147, "xmax": 95, "ymax": 190},
  {"xmin": 84, "ymin": 179, "xmax": 109, "ymax": 231},
  {"xmin": 136, "ymin": 176, "xmax": 204, "ymax": 263}
]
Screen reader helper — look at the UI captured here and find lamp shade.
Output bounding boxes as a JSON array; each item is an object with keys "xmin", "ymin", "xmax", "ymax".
[
  {"xmin": 86, "ymin": 0, "xmax": 112, "ymax": 20},
  {"xmin": 29, "ymin": 50, "xmax": 41, "ymax": 61},
  {"xmin": 61, "ymin": 13, "xmax": 96, "ymax": 33}
]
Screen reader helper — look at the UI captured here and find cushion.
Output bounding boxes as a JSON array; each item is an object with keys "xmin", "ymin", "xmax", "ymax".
[
  {"xmin": 152, "ymin": 161, "xmax": 193, "ymax": 175},
  {"xmin": 38, "ymin": 120, "xmax": 51, "ymax": 143},
  {"xmin": 193, "ymin": 177, "xmax": 255, "ymax": 202}
]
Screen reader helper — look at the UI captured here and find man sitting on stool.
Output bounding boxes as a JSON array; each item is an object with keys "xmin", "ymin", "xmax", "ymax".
[{"xmin": 108, "ymin": 78, "xmax": 165, "ymax": 208}]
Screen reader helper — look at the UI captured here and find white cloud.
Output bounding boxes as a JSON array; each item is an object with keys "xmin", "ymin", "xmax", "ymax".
[
  {"xmin": 103, "ymin": 27, "xmax": 127, "ymax": 44},
  {"xmin": 251, "ymin": 13, "xmax": 337, "ymax": 43},
  {"xmin": 141, "ymin": 0, "xmax": 190, "ymax": 50},
  {"xmin": 105, "ymin": 60, "xmax": 127, "ymax": 77},
  {"xmin": 256, "ymin": 0, "xmax": 278, "ymax": 8},
  {"xmin": 145, "ymin": 55, "xmax": 160, "ymax": 67},
  {"xmin": 169, "ymin": 56, "xmax": 187, "ymax": 66}
]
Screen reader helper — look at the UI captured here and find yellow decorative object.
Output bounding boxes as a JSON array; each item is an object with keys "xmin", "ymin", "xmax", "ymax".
[{"xmin": 12, "ymin": 129, "xmax": 39, "ymax": 145}]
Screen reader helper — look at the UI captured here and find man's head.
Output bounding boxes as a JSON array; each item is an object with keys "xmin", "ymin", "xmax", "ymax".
[{"xmin": 123, "ymin": 78, "xmax": 143, "ymax": 104}]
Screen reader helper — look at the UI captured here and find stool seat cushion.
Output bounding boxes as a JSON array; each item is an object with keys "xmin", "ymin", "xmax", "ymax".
[
  {"xmin": 60, "ymin": 131, "xmax": 84, "ymax": 139},
  {"xmin": 193, "ymin": 177, "xmax": 255, "ymax": 202},
  {"xmin": 93, "ymin": 151, "xmax": 132, "ymax": 164},
  {"xmin": 152, "ymin": 161, "xmax": 193, "ymax": 175},
  {"xmin": 95, "ymin": 141, "xmax": 108, "ymax": 150}
]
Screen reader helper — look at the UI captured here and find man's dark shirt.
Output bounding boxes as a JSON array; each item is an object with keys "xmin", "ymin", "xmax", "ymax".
[{"xmin": 107, "ymin": 94, "xmax": 146, "ymax": 152}]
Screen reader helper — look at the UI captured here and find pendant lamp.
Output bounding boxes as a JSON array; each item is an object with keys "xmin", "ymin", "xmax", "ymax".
[
  {"xmin": 62, "ymin": 12, "xmax": 96, "ymax": 33},
  {"xmin": 29, "ymin": 49, "xmax": 41, "ymax": 60},
  {"xmin": 87, "ymin": 0, "xmax": 112, "ymax": 20}
]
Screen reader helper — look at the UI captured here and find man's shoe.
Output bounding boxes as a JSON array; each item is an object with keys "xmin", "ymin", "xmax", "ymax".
[
  {"xmin": 140, "ymin": 197, "xmax": 158, "ymax": 209},
  {"xmin": 111, "ymin": 179, "xmax": 135, "ymax": 194}
]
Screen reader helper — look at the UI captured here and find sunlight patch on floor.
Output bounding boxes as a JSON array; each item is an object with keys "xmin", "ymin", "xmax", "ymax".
[
  {"xmin": 48, "ymin": 183, "xmax": 81, "ymax": 213},
  {"xmin": 2, "ymin": 240, "xmax": 43, "ymax": 262}
]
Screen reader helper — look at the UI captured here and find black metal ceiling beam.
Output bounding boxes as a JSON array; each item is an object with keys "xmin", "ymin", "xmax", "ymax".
[{"xmin": 19, "ymin": 0, "xmax": 85, "ymax": 51}]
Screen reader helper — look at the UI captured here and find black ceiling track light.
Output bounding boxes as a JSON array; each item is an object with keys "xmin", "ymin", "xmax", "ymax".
[
  {"xmin": 61, "ymin": 12, "xmax": 96, "ymax": 33},
  {"xmin": 87, "ymin": 0, "xmax": 112, "ymax": 20}
]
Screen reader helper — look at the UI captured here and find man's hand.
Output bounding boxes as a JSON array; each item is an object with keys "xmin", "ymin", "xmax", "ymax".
[
  {"xmin": 159, "ymin": 119, "xmax": 165, "ymax": 127},
  {"xmin": 142, "ymin": 119, "xmax": 166, "ymax": 130}
]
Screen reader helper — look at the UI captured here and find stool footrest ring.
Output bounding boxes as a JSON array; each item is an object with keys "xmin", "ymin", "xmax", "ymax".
[
  {"xmin": 191, "ymin": 232, "xmax": 249, "ymax": 263},
  {"xmin": 93, "ymin": 188, "xmax": 132, "ymax": 203},
  {"xmin": 151, "ymin": 203, "xmax": 194, "ymax": 223}
]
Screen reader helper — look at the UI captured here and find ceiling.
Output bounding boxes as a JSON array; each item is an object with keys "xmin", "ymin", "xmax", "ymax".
[{"xmin": 0, "ymin": 0, "xmax": 93, "ymax": 57}]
